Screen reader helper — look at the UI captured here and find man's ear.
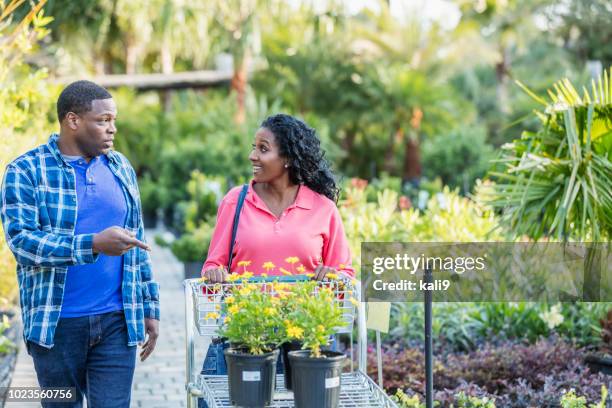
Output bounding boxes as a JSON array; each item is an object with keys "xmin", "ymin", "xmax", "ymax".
[{"xmin": 65, "ymin": 112, "xmax": 80, "ymax": 131}]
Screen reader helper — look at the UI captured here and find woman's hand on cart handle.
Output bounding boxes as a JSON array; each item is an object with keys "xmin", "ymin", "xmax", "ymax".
[
  {"xmin": 313, "ymin": 264, "xmax": 337, "ymax": 281},
  {"xmin": 201, "ymin": 266, "xmax": 229, "ymax": 283}
]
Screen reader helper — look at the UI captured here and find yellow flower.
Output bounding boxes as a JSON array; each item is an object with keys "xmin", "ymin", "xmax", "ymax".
[
  {"xmin": 273, "ymin": 283, "xmax": 289, "ymax": 292},
  {"xmin": 205, "ymin": 312, "xmax": 220, "ymax": 320},
  {"xmin": 280, "ymin": 267, "xmax": 292, "ymax": 276},
  {"xmin": 339, "ymin": 264, "xmax": 346, "ymax": 270},
  {"xmin": 287, "ymin": 325, "xmax": 304, "ymax": 339},
  {"xmin": 198, "ymin": 276, "xmax": 207, "ymax": 282},
  {"xmin": 317, "ymin": 324, "xmax": 325, "ymax": 333},
  {"xmin": 238, "ymin": 260, "xmax": 252, "ymax": 267},
  {"xmin": 262, "ymin": 261, "xmax": 276, "ymax": 271},
  {"xmin": 229, "ymin": 305, "xmax": 240, "ymax": 314},
  {"xmin": 239, "ymin": 286, "xmax": 253, "ymax": 296},
  {"xmin": 305, "ymin": 272, "xmax": 315, "ymax": 278},
  {"xmin": 215, "ymin": 305, "xmax": 221, "ymax": 311},
  {"xmin": 270, "ymin": 297, "xmax": 280, "ymax": 305},
  {"xmin": 227, "ymin": 273, "xmax": 241, "ymax": 282},
  {"xmin": 349, "ymin": 298, "xmax": 359, "ymax": 307},
  {"xmin": 264, "ymin": 307, "xmax": 277, "ymax": 316},
  {"xmin": 326, "ymin": 272, "xmax": 339, "ymax": 280},
  {"xmin": 224, "ymin": 316, "xmax": 231, "ymax": 323},
  {"xmin": 261, "ymin": 273, "xmax": 268, "ymax": 278},
  {"xmin": 297, "ymin": 265, "xmax": 306, "ymax": 273},
  {"xmin": 226, "ymin": 296, "xmax": 235, "ymax": 304},
  {"xmin": 241, "ymin": 271, "xmax": 254, "ymax": 280},
  {"xmin": 285, "ymin": 257, "xmax": 299, "ymax": 265}
]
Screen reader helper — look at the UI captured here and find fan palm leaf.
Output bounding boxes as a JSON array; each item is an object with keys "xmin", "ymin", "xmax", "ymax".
[{"xmin": 487, "ymin": 69, "xmax": 612, "ymax": 241}]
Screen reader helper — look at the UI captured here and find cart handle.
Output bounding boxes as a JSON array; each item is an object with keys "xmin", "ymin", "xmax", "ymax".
[{"xmin": 193, "ymin": 273, "xmax": 352, "ymax": 285}]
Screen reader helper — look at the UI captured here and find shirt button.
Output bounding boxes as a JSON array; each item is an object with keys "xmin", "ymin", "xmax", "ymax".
[
  {"xmin": 88, "ymin": 177, "xmax": 93, "ymax": 183},
  {"xmin": 72, "ymin": 197, "xmax": 76, "ymax": 202}
]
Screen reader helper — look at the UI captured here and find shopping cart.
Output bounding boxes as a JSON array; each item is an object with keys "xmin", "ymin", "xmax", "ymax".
[{"xmin": 183, "ymin": 275, "xmax": 398, "ymax": 408}]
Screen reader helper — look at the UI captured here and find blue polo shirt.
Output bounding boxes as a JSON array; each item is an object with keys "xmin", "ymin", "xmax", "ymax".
[{"xmin": 60, "ymin": 154, "xmax": 127, "ymax": 318}]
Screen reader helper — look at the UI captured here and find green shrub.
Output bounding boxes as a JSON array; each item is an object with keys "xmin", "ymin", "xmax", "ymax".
[
  {"xmin": 560, "ymin": 386, "xmax": 608, "ymax": 408},
  {"xmin": 170, "ymin": 223, "xmax": 214, "ymax": 263},
  {"xmin": 170, "ymin": 171, "xmax": 227, "ymax": 234},
  {"xmin": 0, "ymin": 314, "xmax": 16, "ymax": 355},
  {"xmin": 389, "ymin": 301, "xmax": 611, "ymax": 352},
  {"xmin": 422, "ymin": 126, "xmax": 495, "ymax": 194},
  {"xmin": 340, "ymin": 185, "xmax": 503, "ymax": 273},
  {"xmin": 393, "ymin": 389, "xmax": 496, "ymax": 408},
  {"xmin": 0, "ymin": 2, "xmax": 56, "ymax": 302}
]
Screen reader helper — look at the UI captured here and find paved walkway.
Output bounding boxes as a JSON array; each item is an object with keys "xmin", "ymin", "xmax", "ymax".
[{"xmin": 7, "ymin": 229, "xmax": 206, "ymax": 407}]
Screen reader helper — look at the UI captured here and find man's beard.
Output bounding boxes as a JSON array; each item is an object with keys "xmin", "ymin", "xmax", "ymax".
[{"xmin": 75, "ymin": 136, "xmax": 102, "ymax": 159}]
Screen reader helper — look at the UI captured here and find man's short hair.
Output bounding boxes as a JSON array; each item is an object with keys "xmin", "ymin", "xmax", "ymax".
[{"xmin": 56, "ymin": 80, "xmax": 112, "ymax": 122}]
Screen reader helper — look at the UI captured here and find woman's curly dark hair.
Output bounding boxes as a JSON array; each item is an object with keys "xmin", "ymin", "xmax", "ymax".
[{"xmin": 260, "ymin": 114, "xmax": 339, "ymax": 202}]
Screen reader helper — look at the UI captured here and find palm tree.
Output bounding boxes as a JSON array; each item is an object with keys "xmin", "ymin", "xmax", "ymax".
[
  {"xmin": 487, "ymin": 69, "xmax": 612, "ymax": 299},
  {"xmin": 213, "ymin": 0, "xmax": 263, "ymax": 124}
]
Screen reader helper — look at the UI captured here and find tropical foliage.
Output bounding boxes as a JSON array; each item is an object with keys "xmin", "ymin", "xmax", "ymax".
[
  {"xmin": 486, "ymin": 70, "xmax": 612, "ymax": 241},
  {"xmin": 0, "ymin": 0, "xmax": 56, "ymax": 300}
]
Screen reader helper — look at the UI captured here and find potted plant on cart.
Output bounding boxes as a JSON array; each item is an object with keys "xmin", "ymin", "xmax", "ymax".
[
  {"xmin": 219, "ymin": 281, "xmax": 284, "ymax": 408},
  {"xmin": 285, "ymin": 280, "xmax": 349, "ymax": 408}
]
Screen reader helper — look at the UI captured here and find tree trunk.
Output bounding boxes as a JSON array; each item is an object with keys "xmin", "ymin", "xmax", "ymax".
[
  {"xmin": 402, "ymin": 134, "xmax": 421, "ymax": 188},
  {"xmin": 384, "ymin": 128, "xmax": 402, "ymax": 174},
  {"xmin": 583, "ymin": 244, "xmax": 603, "ymax": 301},
  {"xmin": 160, "ymin": 38, "xmax": 174, "ymax": 112},
  {"xmin": 495, "ymin": 45, "xmax": 511, "ymax": 114},
  {"xmin": 231, "ymin": 51, "xmax": 248, "ymax": 125}
]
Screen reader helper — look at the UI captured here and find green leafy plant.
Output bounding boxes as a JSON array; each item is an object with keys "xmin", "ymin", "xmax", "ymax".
[
  {"xmin": 560, "ymin": 386, "xmax": 608, "ymax": 408},
  {"xmin": 0, "ymin": 314, "xmax": 16, "ymax": 355},
  {"xmin": 170, "ymin": 222, "xmax": 213, "ymax": 263},
  {"xmin": 389, "ymin": 301, "xmax": 611, "ymax": 352},
  {"xmin": 173, "ymin": 171, "xmax": 226, "ymax": 234},
  {"xmin": 340, "ymin": 185, "xmax": 504, "ymax": 273},
  {"xmin": 487, "ymin": 70, "xmax": 612, "ymax": 242},
  {"xmin": 285, "ymin": 281, "xmax": 347, "ymax": 358},
  {"xmin": 392, "ymin": 389, "xmax": 496, "ymax": 408},
  {"xmin": 218, "ymin": 280, "xmax": 285, "ymax": 355},
  {"xmin": 422, "ymin": 125, "xmax": 495, "ymax": 194},
  {"xmin": 0, "ymin": 0, "xmax": 56, "ymax": 301}
]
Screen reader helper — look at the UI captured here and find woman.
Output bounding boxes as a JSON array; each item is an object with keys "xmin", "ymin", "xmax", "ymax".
[
  {"xmin": 197, "ymin": 115, "xmax": 354, "ymax": 405},
  {"xmin": 201, "ymin": 113, "xmax": 354, "ymax": 281}
]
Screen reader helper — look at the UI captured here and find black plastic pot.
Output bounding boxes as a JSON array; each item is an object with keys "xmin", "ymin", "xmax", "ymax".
[
  {"xmin": 280, "ymin": 340, "xmax": 303, "ymax": 390},
  {"xmin": 288, "ymin": 350, "xmax": 346, "ymax": 408},
  {"xmin": 224, "ymin": 347, "xmax": 279, "ymax": 408}
]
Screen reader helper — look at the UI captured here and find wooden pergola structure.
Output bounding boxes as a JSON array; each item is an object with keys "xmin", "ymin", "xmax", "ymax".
[{"xmin": 53, "ymin": 70, "xmax": 234, "ymax": 91}]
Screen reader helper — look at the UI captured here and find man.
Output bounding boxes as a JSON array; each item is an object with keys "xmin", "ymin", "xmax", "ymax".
[{"xmin": 1, "ymin": 80, "xmax": 160, "ymax": 407}]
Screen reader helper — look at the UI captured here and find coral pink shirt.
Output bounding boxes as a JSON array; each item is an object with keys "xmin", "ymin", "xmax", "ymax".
[{"xmin": 202, "ymin": 181, "xmax": 354, "ymax": 277}]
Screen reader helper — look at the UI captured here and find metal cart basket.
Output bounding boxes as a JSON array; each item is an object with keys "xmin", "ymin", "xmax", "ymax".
[{"xmin": 184, "ymin": 276, "xmax": 398, "ymax": 408}]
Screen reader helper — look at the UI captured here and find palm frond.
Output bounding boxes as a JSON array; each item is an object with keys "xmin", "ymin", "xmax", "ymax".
[{"xmin": 487, "ymin": 69, "xmax": 612, "ymax": 242}]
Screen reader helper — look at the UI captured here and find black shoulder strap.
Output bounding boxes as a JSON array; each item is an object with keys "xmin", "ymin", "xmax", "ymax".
[{"xmin": 227, "ymin": 184, "xmax": 249, "ymax": 271}]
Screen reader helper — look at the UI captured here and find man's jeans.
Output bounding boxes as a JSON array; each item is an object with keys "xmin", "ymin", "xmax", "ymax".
[{"xmin": 27, "ymin": 310, "xmax": 136, "ymax": 408}]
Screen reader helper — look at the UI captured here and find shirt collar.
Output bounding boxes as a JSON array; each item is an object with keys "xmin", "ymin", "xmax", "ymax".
[{"xmin": 247, "ymin": 180, "xmax": 314, "ymax": 211}]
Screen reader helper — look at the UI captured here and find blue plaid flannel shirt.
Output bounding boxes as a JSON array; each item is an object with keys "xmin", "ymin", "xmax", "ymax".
[{"xmin": 1, "ymin": 134, "xmax": 160, "ymax": 348}]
